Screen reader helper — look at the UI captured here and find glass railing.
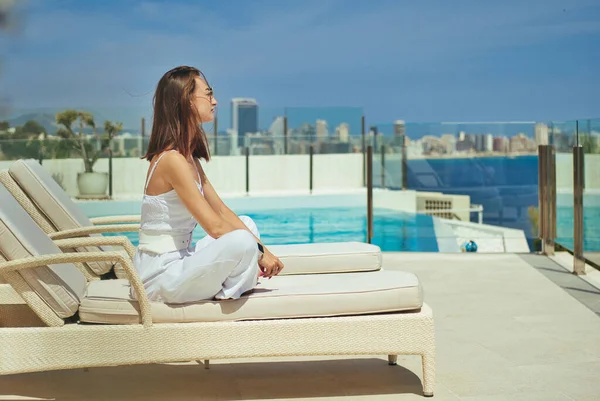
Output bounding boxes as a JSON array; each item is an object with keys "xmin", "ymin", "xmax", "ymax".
[
  {"xmin": 548, "ymin": 118, "xmax": 600, "ymax": 267},
  {"xmin": 368, "ymin": 123, "xmax": 404, "ymax": 189},
  {"xmin": 550, "ymin": 120, "xmax": 577, "ymax": 251},
  {"xmin": 580, "ymin": 119, "xmax": 600, "ymax": 259},
  {"xmin": 0, "ymin": 138, "xmax": 45, "ymax": 161},
  {"xmin": 0, "ymin": 136, "xmax": 368, "ymax": 198},
  {"xmin": 0, "ymin": 105, "xmax": 365, "ymax": 159},
  {"xmin": 282, "ymin": 107, "xmax": 363, "ymax": 155},
  {"xmin": 2, "ymin": 107, "xmax": 596, "ymax": 255},
  {"xmin": 209, "ymin": 106, "xmax": 286, "ymax": 156},
  {"xmin": 368, "ymin": 121, "xmax": 539, "ymax": 252}
]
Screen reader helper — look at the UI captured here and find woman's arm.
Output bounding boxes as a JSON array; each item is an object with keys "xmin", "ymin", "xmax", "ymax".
[
  {"xmin": 161, "ymin": 152, "xmax": 237, "ymax": 239},
  {"xmin": 197, "ymin": 161, "xmax": 284, "ymax": 277},
  {"xmin": 196, "ymin": 162, "xmax": 264, "ymax": 245}
]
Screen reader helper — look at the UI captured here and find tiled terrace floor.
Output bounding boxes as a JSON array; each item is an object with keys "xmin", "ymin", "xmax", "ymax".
[{"xmin": 1, "ymin": 253, "xmax": 599, "ymax": 400}]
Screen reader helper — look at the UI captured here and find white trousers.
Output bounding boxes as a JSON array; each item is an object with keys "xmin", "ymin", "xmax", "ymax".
[{"xmin": 133, "ymin": 216, "xmax": 261, "ymax": 303}]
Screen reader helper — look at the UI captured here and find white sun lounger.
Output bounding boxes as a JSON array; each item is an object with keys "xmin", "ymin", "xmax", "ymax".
[{"xmin": 0, "ymin": 183, "xmax": 435, "ymax": 397}]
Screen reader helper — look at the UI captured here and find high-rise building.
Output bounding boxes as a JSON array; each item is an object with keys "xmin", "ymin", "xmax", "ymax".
[
  {"xmin": 393, "ymin": 120, "xmax": 405, "ymax": 137},
  {"xmin": 472, "ymin": 134, "xmax": 494, "ymax": 153},
  {"xmin": 440, "ymin": 134, "xmax": 457, "ymax": 154},
  {"xmin": 268, "ymin": 116, "xmax": 285, "ymax": 137},
  {"xmin": 510, "ymin": 133, "xmax": 530, "ymax": 153},
  {"xmin": 316, "ymin": 120, "xmax": 328, "ymax": 141},
  {"xmin": 475, "ymin": 135, "xmax": 485, "ymax": 152},
  {"xmin": 336, "ymin": 123, "xmax": 350, "ymax": 143},
  {"xmin": 231, "ymin": 98, "xmax": 258, "ymax": 148},
  {"xmin": 268, "ymin": 116, "xmax": 285, "ymax": 154},
  {"xmin": 493, "ymin": 136, "xmax": 510, "ymax": 153},
  {"xmin": 368, "ymin": 126, "xmax": 379, "ymax": 148},
  {"xmin": 485, "ymin": 134, "xmax": 494, "ymax": 152},
  {"xmin": 393, "ymin": 120, "xmax": 406, "ymax": 147}
]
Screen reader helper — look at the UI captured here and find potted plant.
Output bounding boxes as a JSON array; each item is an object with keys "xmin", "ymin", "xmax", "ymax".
[{"xmin": 55, "ymin": 110, "xmax": 120, "ymax": 198}]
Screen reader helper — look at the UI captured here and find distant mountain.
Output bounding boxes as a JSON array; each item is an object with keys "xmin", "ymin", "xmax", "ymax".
[{"xmin": 7, "ymin": 113, "xmax": 59, "ymax": 134}]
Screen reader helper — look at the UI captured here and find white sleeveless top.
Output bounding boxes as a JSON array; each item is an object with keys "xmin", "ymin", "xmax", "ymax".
[
  {"xmin": 139, "ymin": 150, "xmax": 204, "ymax": 239},
  {"xmin": 132, "ymin": 150, "xmax": 205, "ymax": 300}
]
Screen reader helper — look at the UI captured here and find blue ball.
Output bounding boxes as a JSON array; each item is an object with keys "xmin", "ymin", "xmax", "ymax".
[{"xmin": 465, "ymin": 240, "xmax": 478, "ymax": 252}]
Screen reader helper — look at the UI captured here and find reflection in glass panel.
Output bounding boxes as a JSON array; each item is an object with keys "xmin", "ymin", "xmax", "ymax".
[
  {"xmin": 211, "ymin": 106, "xmax": 285, "ymax": 157},
  {"xmin": 581, "ymin": 119, "xmax": 600, "ymax": 259},
  {"xmin": 370, "ymin": 120, "xmax": 542, "ymax": 252},
  {"xmin": 551, "ymin": 120, "xmax": 577, "ymax": 251}
]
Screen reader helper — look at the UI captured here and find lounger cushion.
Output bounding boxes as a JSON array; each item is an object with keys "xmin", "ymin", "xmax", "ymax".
[
  {"xmin": 79, "ymin": 270, "xmax": 423, "ymax": 324},
  {"xmin": 270, "ymin": 242, "xmax": 382, "ymax": 275},
  {"xmin": 9, "ymin": 159, "xmax": 113, "ymax": 275},
  {"xmin": 112, "ymin": 241, "xmax": 382, "ymax": 279},
  {"xmin": 0, "ymin": 185, "xmax": 87, "ymax": 319}
]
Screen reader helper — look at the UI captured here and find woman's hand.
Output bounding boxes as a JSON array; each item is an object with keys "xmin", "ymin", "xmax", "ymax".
[{"xmin": 258, "ymin": 249, "xmax": 284, "ymax": 279}]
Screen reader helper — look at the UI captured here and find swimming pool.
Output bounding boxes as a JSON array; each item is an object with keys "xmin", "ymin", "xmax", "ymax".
[
  {"xmin": 556, "ymin": 206, "xmax": 600, "ymax": 251},
  {"xmin": 93, "ymin": 206, "xmax": 440, "ymax": 252}
]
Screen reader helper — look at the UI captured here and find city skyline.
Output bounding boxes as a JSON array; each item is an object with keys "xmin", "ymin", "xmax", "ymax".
[
  {"xmin": 1, "ymin": 0, "xmax": 599, "ymax": 125},
  {"xmin": 2, "ymin": 108, "xmax": 598, "ymax": 160},
  {"xmin": 4, "ymin": 102, "xmax": 599, "ymax": 139}
]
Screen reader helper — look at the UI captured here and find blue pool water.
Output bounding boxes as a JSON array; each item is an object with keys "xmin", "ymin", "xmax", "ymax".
[
  {"xmin": 85, "ymin": 153, "xmax": 599, "ymax": 252},
  {"xmin": 95, "ymin": 204, "xmax": 600, "ymax": 253},
  {"xmin": 557, "ymin": 206, "xmax": 600, "ymax": 251},
  {"xmin": 104, "ymin": 207, "xmax": 440, "ymax": 252}
]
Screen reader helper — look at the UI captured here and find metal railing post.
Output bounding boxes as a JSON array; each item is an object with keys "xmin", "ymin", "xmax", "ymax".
[
  {"xmin": 108, "ymin": 140, "xmax": 113, "ymax": 198},
  {"xmin": 367, "ymin": 145, "xmax": 373, "ymax": 244},
  {"xmin": 548, "ymin": 144, "xmax": 556, "ymax": 255},
  {"xmin": 38, "ymin": 132, "xmax": 46, "ymax": 165},
  {"xmin": 245, "ymin": 147, "xmax": 250, "ymax": 195},
  {"xmin": 380, "ymin": 144, "xmax": 385, "ymax": 188},
  {"xmin": 361, "ymin": 115, "xmax": 366, "ymax": 187},
  {"xmin": 538, "ymin": 144, "xmax": 556, "ymax": 255},
  {"xmin": 140, "ymin": 117, "xmax": 146, "ymax": 158},
  {"xmin": 401, "ymin": 135, "xmax": 408, "ymax": 190},
  {"xmin": 283, "ymin": 116, "xmax": 288, "ymax": 155},
  {"xmin": 537, "ymin": 145, "xmax": 546, "ymax": 252},
  {"xmin": 309, "ymin": 144, "xmax": 314, "ymax": 193},
  {"xmin": 214, "ymin": 116, "xmax": 218, "ymax": 155},
  {"xmin": 573, "ymin": 142, "xmax": 585, "ymax": 275}
]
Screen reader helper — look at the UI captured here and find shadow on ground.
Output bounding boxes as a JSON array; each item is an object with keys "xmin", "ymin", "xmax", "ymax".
[{"xmin": 0, "ymin": 357, "xmax": 425, "ymax": 400}]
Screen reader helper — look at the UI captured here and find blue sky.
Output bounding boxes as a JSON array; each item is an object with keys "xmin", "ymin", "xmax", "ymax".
[{"xmin": 1, "ymin": 0, "xmax": 599, "ymax": 130}]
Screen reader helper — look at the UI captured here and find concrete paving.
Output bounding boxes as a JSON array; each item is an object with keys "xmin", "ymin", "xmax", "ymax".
[
  {"xmin": 1, "ymin": 253, "xmax": 599, "ymax": 400},
  {"xmin": 584, "ymin": 252, "xmax": 600, "ymax": 269}
]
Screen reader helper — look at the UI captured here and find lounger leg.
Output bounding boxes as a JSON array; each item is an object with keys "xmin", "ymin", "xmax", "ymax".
[
  {"xmin": 422, "ymin": 352, "xmax": 435, "ymax": 397},
  {"xmin": 196, "ymin": 359, "xmax": 210, "ymax": 369},
  {"xmin": 387, "ymin": 355, "xmax": 397, "ymax": 365}
]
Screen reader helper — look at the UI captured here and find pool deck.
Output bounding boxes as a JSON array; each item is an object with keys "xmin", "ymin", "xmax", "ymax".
[
  {"xmin": 585, "ymin": 252, "xmax": 600, "ymax": 268},
  {"xmin": 1, "ymin": 252, "xmax": 600, "ymax": 400}
]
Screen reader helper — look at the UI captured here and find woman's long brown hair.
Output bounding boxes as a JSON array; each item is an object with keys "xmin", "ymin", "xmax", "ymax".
[{"xmin": 143, "ymin": 66, "xmax": 211, "ymax": 162}]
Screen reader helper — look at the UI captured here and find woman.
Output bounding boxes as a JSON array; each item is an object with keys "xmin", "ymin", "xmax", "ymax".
[{"xmin": 132, "ymin": 65, "xmax": 284, "ymax": 304}]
